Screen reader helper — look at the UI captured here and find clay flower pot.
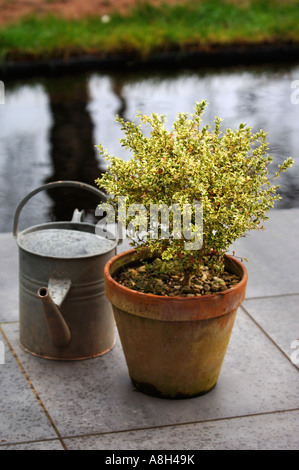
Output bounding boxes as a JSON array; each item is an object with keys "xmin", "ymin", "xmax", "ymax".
[{"xmin": 104, "ymin": 249, "xmax": 248, "ymax": 399}]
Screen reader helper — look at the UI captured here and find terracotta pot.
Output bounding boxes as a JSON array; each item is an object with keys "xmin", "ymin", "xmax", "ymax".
[{"xmin": 104, "ymin": 249, "xmax": 248, "ymax": 399}]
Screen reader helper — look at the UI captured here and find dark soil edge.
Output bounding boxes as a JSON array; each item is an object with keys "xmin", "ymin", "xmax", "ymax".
[{"xmin": 1, "ymin": 41, "xmax": 299, "ymax": 78}]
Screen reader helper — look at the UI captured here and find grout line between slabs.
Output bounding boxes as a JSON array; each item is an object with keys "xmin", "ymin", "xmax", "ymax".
[
  {"xmin": 44, "ymin": 407, "xmax": 299, "ymax": 443},
  {"xmin": 0, "ymin": 437, "xmax": 64, "ymax": 449},
  {"xmin": 1, "ymin": 407, "xmax": 298, "ymax": 449},
  {"xmin": 244, "ymin": 292, "xmax": 299, "ymax": 301},
  {"xmin": 0, "ymin": 325, "xmax": 68, "ymax": 450},
  {"xmin": 1, "ymin": 298, "xmax": 298, "ymax": 450}
]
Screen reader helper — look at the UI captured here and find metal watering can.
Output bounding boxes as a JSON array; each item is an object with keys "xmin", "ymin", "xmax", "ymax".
[{"xmin": 13, "ymin": 181, "xmax": 117, "ymax": 360}]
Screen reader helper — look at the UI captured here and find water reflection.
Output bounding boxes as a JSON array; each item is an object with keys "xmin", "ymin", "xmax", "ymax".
[
  {"xmin": 0, "ymin": 64, "xmax": 298, "ymax": 234},
  {"xmin": 0, "ymin": 82, "xmax": 52, "ymax": 233},
  {"xmin": 43, "ymin": 75, "xmax": 105, "ymax": 222}
]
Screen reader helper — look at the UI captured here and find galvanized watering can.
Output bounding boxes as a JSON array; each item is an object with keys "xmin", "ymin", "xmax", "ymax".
[{"xmin": 13, "ymin": 181, "xmax": 117, "ymax": 360}]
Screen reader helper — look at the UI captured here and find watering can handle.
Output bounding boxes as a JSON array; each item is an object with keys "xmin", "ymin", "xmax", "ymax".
[{"xmin": 13, "ymin": 180, "xmax": 107, "ymax": 239}]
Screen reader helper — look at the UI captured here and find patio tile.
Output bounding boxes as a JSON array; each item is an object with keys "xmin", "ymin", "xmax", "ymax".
[
  {"xmin": 0, "ymin": 439, "xmax": 64, "ymax": 450},
  {"xmin": 0, "ymin": 233, "xmax": 18, "ymax": 322},
  {"xmin": 230, "ymin": 208, "xmax": 299, "ymax": 298},
  {"xmin": 0, "ymin": 327, "xmax": 59, "ymax": 445},
  {"xmin": 243, "ymin": 295, "xmax": 299, "ymax": 368},
  {"xmin": 2, "ymin": 310, "xmax": 298, "ymax": 438},
  {"xmin": 64, "ymin": 410, "xmax": 299, "ymax": 450},
  {"xmin": 0, "ymin": 209, "xmax": 298, "ymax": 450}
]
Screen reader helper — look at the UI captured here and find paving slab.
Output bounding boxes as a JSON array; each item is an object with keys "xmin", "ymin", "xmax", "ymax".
[
  {"xmin": 0, "ymin": 327, "xmax": 59, "ymax": 446},
  {"xmin": 0, "ymin": 208, "xmax": 298, "ymax": 450},
  {"xmin": 243, "ymin": 295, "xmax": 299, "ymax": 368},
  {"xmin": 0, "ymin": 440, "xmax": 64, "ymax": 450},
  {"xmin": 63, "ymin": 409, "xmax": 299, "ymax": 450},
  {"xmin": 230, "ymin": 208, "xmax": 299, "ymax": 298},
  {"xmin": 1, "ymin": 309, "xmax": 298, "ymax": 439},
  {"xmin": 0, "ymin": 233, "xmax": 18, "ymax": 322}
]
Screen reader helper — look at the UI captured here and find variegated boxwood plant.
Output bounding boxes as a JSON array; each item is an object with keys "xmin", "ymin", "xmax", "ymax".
[{"xmin": 95, "ymin": 100, "xmax": 293, "ymax": 293}]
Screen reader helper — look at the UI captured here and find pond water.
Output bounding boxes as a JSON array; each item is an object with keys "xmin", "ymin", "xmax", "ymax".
[{"xmin": 0, "ymin": 63, "xmax": 299, "ymax": 234}]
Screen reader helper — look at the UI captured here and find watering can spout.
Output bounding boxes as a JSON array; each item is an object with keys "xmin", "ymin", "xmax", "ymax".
[{"xmin": 38, "ymin": 287, "xmax": 71, "ymax": 348}]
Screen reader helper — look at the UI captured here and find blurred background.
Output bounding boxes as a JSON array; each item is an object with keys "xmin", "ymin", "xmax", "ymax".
[{"xmin": 0, "ymin": 0, "xmax": 298, "ymax": 233}]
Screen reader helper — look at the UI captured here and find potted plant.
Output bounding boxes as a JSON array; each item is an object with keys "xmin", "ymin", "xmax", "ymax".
[{"xmin": 95, "ymin": 100, "xmax": 293, "ymax": 399}]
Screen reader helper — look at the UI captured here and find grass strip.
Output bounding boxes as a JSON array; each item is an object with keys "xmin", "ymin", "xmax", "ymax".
[{"xmin": 1, "ymin": 0, "xmax": 299, "ymax": 61}]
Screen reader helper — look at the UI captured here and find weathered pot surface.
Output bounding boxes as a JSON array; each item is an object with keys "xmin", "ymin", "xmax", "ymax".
[{"xmin": 104, "ymin": 249, "xmax": 248, "ymax": 399}]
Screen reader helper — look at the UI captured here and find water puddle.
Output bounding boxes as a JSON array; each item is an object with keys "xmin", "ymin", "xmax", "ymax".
[{"xmin": 0, "ymin": 63, "xmax": 298, "ymax": 234}]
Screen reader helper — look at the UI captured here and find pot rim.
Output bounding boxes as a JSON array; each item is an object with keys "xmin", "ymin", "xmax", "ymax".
[{"xmin": 104, "ymin": 249, "xmax": 248, "ymax": 321}]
